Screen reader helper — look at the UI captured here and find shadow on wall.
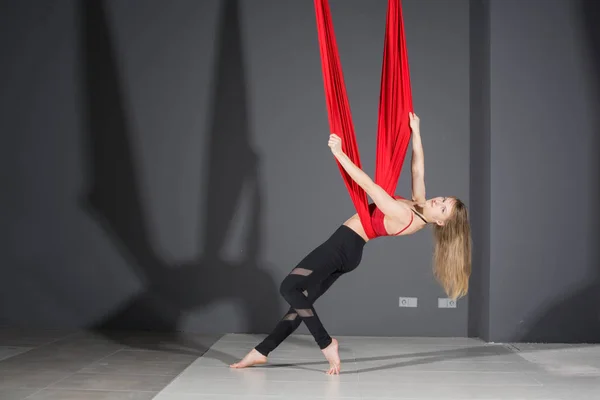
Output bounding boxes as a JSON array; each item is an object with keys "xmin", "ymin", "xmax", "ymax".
[
  {"xmin": 79, "ymin": 0, "xmax": 280, "ymax": 354},
  {"xmin": 518, "ymin": 0, "xmax": 600, "ymax": 344}
]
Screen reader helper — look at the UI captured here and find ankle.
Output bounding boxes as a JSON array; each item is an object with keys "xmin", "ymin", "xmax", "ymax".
[
  {"xmin": 321, "ymin": 338, "xmax": 337, "ymax": 351},
  {"xmin": 253, "ymin": 348, "xmax": 267, "ymax": 358},
  {"xmin": 319, "ymin": 337, "xmax": 333, "ymax": 351}
]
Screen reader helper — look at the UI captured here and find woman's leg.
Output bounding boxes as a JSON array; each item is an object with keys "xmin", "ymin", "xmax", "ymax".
[
  {"xmin": 254, "ymin": 271, "xmax": 343, "ymax": 357},
  {"xmin": 277, "ymin": 255, "xmax": 341, "ymax": 350},
  {"xmin": 230, "ymin": 271, "xmax": 342, "ymax": 369},
  {"xmin": 230, "ymin": 226, "xmax": 365, "ymax": 372}
]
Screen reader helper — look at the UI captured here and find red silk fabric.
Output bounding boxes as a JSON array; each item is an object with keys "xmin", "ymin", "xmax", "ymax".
[{"xmin": 314, "ymin": 0, "xmax": 413, "ymax": 239}]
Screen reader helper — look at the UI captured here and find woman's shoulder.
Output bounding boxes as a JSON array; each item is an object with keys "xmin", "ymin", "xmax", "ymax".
[{"xmin": 394, "ymin": 195, "xmax": 416, "ymax": 207}]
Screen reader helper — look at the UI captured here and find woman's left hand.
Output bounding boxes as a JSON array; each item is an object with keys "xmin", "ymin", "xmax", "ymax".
[
  {"xmin": 409, "ymin": 112, "xmax": 420, "ymax": 132},
  {"xmin": 328, "ymin": 134, "xmax": 343, "ymax": 156}
]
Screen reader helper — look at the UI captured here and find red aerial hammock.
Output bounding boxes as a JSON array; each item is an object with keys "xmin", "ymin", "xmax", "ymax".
[{"xmin": 314, "ymin": 0, "xmax": 413, "ymax": 239}]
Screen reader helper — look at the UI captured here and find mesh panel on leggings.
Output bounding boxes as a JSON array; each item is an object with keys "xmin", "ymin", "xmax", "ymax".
[
  {"xmin": 290, "ymin": 267, "xmax": 312, "ymax": 276},
  {"xmin": 283, "ymin": 312, "xmax": 298, "ymax": 321},
  {"xmin": 296, "ymin": 309, "xmax": 314, "ymax": 317}
]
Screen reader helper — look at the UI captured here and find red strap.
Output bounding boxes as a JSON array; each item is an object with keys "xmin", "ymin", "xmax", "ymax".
[
  {"xmin": 393, "ymin": 211, "xmax": 413, "ymax": 235},
  {"xmin": 314, "ymin": 0, "xmax": 413, "ymax": 239}
]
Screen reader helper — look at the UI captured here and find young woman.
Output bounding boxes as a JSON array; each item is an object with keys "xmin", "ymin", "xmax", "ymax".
[{"xmin": 230, "ymin": 112, "xmax": 471, "ymax": 375}]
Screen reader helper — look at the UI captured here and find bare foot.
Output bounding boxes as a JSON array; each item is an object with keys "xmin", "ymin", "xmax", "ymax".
[
  {"xmin": 229, "ymin": 349, "xmax": 267, "ymax": 369},
  {"xmin": 321, "ymin": 338, "xmax": 341, "ymax": 375}
]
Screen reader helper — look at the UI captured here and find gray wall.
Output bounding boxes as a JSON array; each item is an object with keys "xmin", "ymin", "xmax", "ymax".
[
  {"xmin": 469, "ymin": 0, "xmax": 600, "ymax": 343},
  {"xmin": 1, "ymin": 0, "xmax": 471, "ymax": 336},
  {"xmin": 468, "ymin": 0, "xmax": 491, "ymax": 341}
]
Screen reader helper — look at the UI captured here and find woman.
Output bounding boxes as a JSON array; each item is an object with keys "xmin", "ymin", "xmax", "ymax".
[{"xmin": 230, "ymin": 112, "xmax": 471, "ymax": 375}]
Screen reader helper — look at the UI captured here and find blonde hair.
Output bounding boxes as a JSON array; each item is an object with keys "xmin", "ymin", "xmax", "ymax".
[{"xmin": 432, "ymin": 197, "xmax": 471, "ymax": 300}]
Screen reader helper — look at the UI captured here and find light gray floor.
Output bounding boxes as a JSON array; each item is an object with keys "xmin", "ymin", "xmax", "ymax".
[
  {"xmin": 1, "ymin": 329, "xmax": 599, "ymax": 399},
  {"xmin": 0, "ymin": 328, "xmax": 220, "ymax": 400},
  {"xmin": 156, "ymin": 334, "xmax": 600, "ymax": 400}
]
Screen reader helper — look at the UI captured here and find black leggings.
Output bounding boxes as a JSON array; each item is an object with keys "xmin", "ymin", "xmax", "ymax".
[{"xmin": 255, "ymin": 225, "xmax": 366, "ymax": 356}]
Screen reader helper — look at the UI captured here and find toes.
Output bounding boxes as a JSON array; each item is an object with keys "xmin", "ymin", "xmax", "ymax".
[{"xmin": 325, "ymin": 365, "xmax": 340, "ymax": 375}]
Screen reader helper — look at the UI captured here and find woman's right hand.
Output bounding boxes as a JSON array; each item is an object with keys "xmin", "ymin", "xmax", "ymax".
[{"xmin": 328, "ymin": 134, "xmax": 343, "ymax": 156}]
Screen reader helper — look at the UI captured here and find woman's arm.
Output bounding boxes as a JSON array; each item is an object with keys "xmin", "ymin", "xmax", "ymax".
[
  {"xmin": 409, "ymin": 113, "xmax": 426, "ymax": 205},
  {"xmin": 328, "ymin": 134, "xmax": 410, "ymax": 218}
]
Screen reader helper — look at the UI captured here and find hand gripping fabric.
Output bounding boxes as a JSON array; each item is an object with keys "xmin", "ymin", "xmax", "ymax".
[{"xmin": 314, "ymin": 0, "xmax": 414, "ymax": 239}]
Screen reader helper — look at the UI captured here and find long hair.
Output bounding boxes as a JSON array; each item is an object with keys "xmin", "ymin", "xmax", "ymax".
[{"xmin": 432, "ymin": 197, "xmax": 471, "ymax": 300}]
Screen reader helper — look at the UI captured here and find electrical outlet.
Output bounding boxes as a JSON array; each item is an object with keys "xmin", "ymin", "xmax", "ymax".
[
  {"xmin": 438, "ymin": 298, "xmax": 457, "ymax": 308},
  {"xmin": 399, "ymin": 297, "xmax": 418, "ymax": 307}
]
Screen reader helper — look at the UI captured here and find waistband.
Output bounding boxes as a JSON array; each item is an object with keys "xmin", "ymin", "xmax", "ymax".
[{"xmin": 337, "ymin": 225, "xmax": 367, "ymax": 246}]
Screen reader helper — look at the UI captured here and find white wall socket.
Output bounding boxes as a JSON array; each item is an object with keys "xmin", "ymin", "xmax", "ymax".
[
  {"xmin": 438, "ymin": 298, "xmax": 457, "ymax": 308},
  {"xmin": 399, "ymin": 297, "xmax": 418, "ymax": 307}
]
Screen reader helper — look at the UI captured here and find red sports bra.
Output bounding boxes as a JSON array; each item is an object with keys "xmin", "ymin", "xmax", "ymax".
[{"xmin": 368, "ymin": 195, "xmax": 415, "ymax": 237}]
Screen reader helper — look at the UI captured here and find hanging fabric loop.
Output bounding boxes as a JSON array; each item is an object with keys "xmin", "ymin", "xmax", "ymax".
[{"xmin": 314, "ymin": 0, "xmax": 413, "ymax": 239}]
